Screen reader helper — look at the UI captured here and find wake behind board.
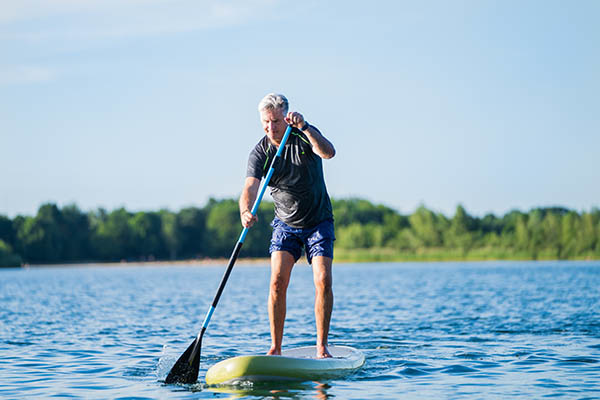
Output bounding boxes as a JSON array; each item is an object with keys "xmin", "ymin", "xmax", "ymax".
[{"xmin": 205, "ymin": 345, "xmax": 365, "ymax": 385}]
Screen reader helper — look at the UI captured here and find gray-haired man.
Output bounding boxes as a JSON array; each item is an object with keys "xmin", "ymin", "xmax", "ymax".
[{"xmin": 239, "ymin": 93, "xmax": 336, "ymax": 358}]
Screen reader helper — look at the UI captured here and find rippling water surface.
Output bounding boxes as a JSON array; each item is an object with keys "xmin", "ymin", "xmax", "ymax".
[{"xmin": 1, "ymin": 261, "xmax": 599, "ymax": 399}]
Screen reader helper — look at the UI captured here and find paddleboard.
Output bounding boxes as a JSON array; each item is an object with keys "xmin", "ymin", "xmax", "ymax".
[{"xmin": 205, "ymin": 345, "xmax": 365, "ymax": 385}]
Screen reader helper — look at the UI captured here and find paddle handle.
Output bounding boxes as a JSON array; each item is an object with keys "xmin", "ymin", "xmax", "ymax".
[{"xmin": 198, "ymin": 125, "xmax": 293, "ymax": 336}]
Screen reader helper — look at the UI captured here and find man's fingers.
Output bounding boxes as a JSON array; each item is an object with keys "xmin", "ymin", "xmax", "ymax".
[
  {"xmin": 241, "ymin": 213, "xmax": 258, "ymax": 228},
  {"xmin": 286, "ymin": 111, "xmax": 304, "ymax": 127}
]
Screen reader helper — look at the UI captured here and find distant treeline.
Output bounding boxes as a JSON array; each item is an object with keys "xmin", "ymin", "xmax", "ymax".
[{"xmin": 1, "ymin": 199, "xmax": 599, "ymax": 267}]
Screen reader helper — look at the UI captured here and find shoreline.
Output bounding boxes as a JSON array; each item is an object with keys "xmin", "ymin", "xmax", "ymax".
[
  {"xmin": 17, "ymin": 256, "xmax": 600, "ymax": 269},
  {"xmin": 22, "ymin": 257, "xmax": 295, "ymax": 268}
]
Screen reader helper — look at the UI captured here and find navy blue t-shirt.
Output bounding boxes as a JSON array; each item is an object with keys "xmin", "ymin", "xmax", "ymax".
[{"xmin": 246, "ymin": 127, "xmax": 333, "ymax": 228}]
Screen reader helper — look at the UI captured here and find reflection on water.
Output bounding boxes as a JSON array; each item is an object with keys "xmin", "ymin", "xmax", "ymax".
[
  {"xmin": 0, "ymin": 261, "xmax": 599, "ymax": 399},
  {"xmin": 208, "ymin": 381, "xmax": 332, "ymax": 399}
]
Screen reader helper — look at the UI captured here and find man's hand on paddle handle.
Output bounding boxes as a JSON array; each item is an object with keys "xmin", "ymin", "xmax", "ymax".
[
  {"xmin": 240, "ymin": 177, "xmax": 260, "ymax": 228},
  {"xmin": 241, "ymin": 209, "xmax": 258, "ymax": 228},
  {"xmin": 285, "ymin": 111, "xmax": 306, "ymax": 130},
  {"xmin": 285, "ymin": 111, "xmax": 336, "ymax": 159}
]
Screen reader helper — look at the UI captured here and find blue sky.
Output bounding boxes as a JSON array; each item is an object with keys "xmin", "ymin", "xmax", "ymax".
[{"xmin": 1, "ymin": 0, "xmax": 598, "ymax": 218}]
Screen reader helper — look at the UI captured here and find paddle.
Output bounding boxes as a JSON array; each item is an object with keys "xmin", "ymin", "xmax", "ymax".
[{"xmin": 165, "ymin": 125, "xmax": 293, "ymax": 384}]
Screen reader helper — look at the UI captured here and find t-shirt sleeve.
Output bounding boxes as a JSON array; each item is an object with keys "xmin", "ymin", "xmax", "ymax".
[{"xmin": 246, "ymin": 142, "xmax": 267, "ymax": 179}]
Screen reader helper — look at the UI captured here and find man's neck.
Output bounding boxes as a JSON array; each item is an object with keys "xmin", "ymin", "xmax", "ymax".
[{"xmin": 268, "ymin": 135, "xmax": 283, "ymax": 147}]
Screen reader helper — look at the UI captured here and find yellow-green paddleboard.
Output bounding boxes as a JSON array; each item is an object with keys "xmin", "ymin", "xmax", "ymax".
[{"xmin": 205, "ymin": 345, "xmax": 365, "ymax": 385}]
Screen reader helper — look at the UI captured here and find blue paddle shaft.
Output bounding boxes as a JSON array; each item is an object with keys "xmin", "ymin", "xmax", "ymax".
[
  {"xmin": 239, "ymin": 126, "xmax": 292, "ymax": 243},
  {"xmin": 203, "ymin": 125, "xmax": 292, "ymax": 330},
  {"xmin": 170, "ymin": 125, "xmax": 294, "ymax": 381}
]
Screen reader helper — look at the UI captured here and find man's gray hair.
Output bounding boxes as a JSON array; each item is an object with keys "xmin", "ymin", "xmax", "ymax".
[{"xmin": 258, "ymin": 93, "xmax": 288, "ymax": 115}]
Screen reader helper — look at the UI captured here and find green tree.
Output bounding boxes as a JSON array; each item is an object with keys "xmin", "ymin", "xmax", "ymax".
[
  {"xmin": 0, "ymin": 215, "xmax": 16, "ymax": 248},
  {"xmin": 15, "ymin": 204, "xmax": 64, "ymax": 263},
  {"xmin": 381, "ymin": 213, "xmax": 409, "ymax": 247},
  {"xmin": 514, "ymin": 214, "xmax": 529, "ymax": 252},
  {"xmin": 576, "ymin": 211, "xmax": 598, "ymax": 256},
  {"xmin": 60, "ymin": 204, "xmax": 91, "ymax": 261},
  {"xmin": 129, "ymin": 211, "xmax": 165, "ymax": 260},
  {"xmin": 595, "ymin": 210, "xmax": 600, "ymax": 257},
  {"xmin": 3, "ymin": 199, "xmax": 599, "ymax": 264},
  {"xmin": 408, "ymin": 205, "xmax": 445, "ymax": 247},
  {"xmin": 480, "ymin": 213, "xmax": 503, "ymax": 236},
  {"xmin": 541, "ymin": 212, "xmax": 562, "ymax": 258},
  {"xmin": 501, "ymin": 210, "xmax": 525, "ymax": 235},
  {"xmin": 0, "ymin": 239, "xmax": 21, "ymax": 267},
  {"xmin": 560, "ymin": 211, "xmax": 579, "ymax": 258},
  {"xmin": 160, "ymin": 210, "xmax": 180, "ymax": 260},
  {"xmin": 526, "ymin": 209, "xmax": 545, "ymax": 258},
  {"xmin": 336, "ymin": 223, "xmax": 385, "ymax": 249},
  {"xmin": 177, "ymin": 207, "xmax": 207, "ymax": 259},
  {"xmin": 444, "ymin": 204, "xmax": 476, "ymax": 254},
  {"xmin": 389, "ymin": 227, "xmax": 420, "ymax": 251},
  {"xmin": 205, "ymin": 199, "xmax": 241, "ymax": 257},
  {"xmin": 332, "ymin": 198, "xmax": 396, "ymax": 227},
  {"xmin": 90, "ymin": 208, "xmax": 133, "ymax": 261}
]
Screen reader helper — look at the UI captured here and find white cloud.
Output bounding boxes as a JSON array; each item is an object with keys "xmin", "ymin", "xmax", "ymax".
[
  {"xmin": 0, "ymin": 0, "xmax": 279, "ymax": 38},
  {"xmin": 0, "ymin": 0, "xmax": 149, "ymax": 23},
  {"xmin": 0, "ymin": 65, "xmax": 56, "ymax": 85}
]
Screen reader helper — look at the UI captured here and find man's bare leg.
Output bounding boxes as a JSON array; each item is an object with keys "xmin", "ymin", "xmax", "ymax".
[
  {"xmin": 312, "ymin": 256, "xmax": 333, "ymax": 358},
  {"xmin": 267, "ymin": 251, "xmax": 295, "ymax": 356}
]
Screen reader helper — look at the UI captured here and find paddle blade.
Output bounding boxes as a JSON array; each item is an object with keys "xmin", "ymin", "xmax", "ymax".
[{"xmin": 165, "ymin": 338, "xmax": 202, "ymax": 384}]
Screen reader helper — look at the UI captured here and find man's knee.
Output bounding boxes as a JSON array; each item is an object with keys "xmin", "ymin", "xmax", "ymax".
[
  {"xmin": 315, "ymin": 274, "xmax": 332, "ymax": 291},
  {"xmin": 315, "ymin": 280, "xmax": 332, "ymax": 296},
  {"xmin": 270, "ymin": 275, "xmax": 290, "ymax": 295},
  {"xmin": 313, "ymin": 260, "xmax": 333, "ymax": 293},
  {"xmin": 270, "ymin": 251, "xmax": 295, "ymax": 295}
]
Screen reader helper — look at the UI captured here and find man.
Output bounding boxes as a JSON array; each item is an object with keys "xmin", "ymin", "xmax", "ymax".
[{"xmin": 239, "ymin": 93, "xmax": 336, "ymax": 358}]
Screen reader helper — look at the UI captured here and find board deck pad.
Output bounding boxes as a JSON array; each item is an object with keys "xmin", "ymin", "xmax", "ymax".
[{"xmin": 205, "ymin": 345, "xmax": 365, "ymax": 385}]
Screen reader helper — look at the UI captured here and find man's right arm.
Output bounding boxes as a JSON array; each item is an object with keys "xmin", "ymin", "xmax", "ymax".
[{"xmin": 239, "ymin": 176, "xmax": 260, "ymax": 228}]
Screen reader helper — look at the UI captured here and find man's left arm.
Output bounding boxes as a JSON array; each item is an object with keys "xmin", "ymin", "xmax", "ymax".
[{"xmin": 286, "ymin": 111, "xmax": 336, "ymax": 159}]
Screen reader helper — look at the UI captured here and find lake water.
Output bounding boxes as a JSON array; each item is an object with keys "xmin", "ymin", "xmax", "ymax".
[{"xmin": 1, "ymin": 261, "xmax": 599, "ymax": 399}]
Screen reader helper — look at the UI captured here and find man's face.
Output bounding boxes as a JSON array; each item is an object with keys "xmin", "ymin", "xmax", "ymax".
[{"xmin": 260, "ymin": 108, "xmax": 287, "ymax": 143}]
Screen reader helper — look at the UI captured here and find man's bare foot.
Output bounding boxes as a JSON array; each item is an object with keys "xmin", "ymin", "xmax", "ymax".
[
  {"xmin": 316, "ymin": 345, "xmax": 332, "ymax": 359},
  {"xmin": 267, "ymin": 347, "xmax": 281, "ymax": 356}
]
